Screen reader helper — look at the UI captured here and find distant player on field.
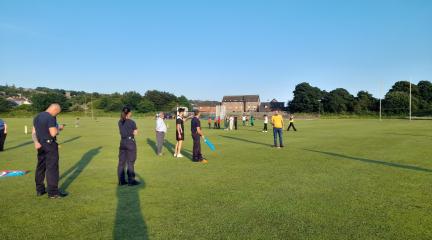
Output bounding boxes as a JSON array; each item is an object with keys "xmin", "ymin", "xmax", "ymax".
[
  {"xmin": 287, "ymin": 115, "xmax": 297, "ymax": 131},
  {"xmin": 271, "ymin": 110, "xmax": 284, "ymax": 148}
]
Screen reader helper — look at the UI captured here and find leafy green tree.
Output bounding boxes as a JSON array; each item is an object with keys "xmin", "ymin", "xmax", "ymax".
[
  {"xmin": 0, "ymin": 97, "xmax": 15, "ymax": 112},
  {"xmin": 353, "ymin": 91, "xmax": 378, "ymax": 113},
  {"xmin": 383, "ymin": 91, "xmax": 419, "ymax": 115},
  {"xmin": 31, "ymin": 93, "xmax": 70, "ymax": 112},
  {"xmin": 105, "ymin": 98, "xmax": 124, "ymax": 112},
  {"xmin": 418, "ymin": 80, "xmax": 432, "ymax": 103},
  {"xmin": 322, "ymin": 88, "xmax": 354, "ymax": 113},
  {"xmin": 389, "ymin": 81, "xmax": 419, "ymax": 96},
  {"xmin": 288, "ymin": 82, "xmax": 323, "ymax": 113},
  {"xmin": 122, "ymin": 91, "xmax": 142, "ymax": 110},
  {"xmin": 144, "ymin": 90, "xmax": 177, "ymax": 111},
  {"xmin": 177, "ymin": 95, "xmax": 191, "ymax": 109},
  {"xmin": 137, "ymin": 98, "xmax": 155, "ymax": 113}
]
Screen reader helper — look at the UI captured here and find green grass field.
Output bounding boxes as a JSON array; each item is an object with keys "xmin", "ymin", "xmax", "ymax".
[{"xmin": 0, "ymin": 117, "xmax": 431, "ymax": 240}]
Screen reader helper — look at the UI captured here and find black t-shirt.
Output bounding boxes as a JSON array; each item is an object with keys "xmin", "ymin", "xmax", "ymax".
[
  {"xmin": 118, "ymin": 119, "xmax": 137, "ymax": 138},
  {"xmin": 176, "ymin": 116, "xmax": 184, "ymax": 134},
  {"xmin": 33, "ymin": 112, "xmax": 57, "ymax": 141},
  {"xmin": 191, "ymin": 117, "xmax": 201, "ymax": 134}
]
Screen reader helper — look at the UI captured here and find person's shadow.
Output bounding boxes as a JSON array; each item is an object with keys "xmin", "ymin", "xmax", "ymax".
[
  {"xmin": 60, "ymin": 146, "xmax": 102, "ymax": 192},
  {"xmin": 113, "ymin": 175, "xmax": 148, "ymax": 240}
]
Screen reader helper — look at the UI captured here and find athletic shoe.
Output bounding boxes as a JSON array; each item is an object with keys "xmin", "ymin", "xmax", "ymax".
[
  {"xmin": 177, "ymin": 153, "xmax": 184, "ymax": 158},
  {"xmin": 48, "ymin": 192, "xmax": 68, "ymax": 199},
  {"xmin": 118, "ymin": 181, "xmax": 127, "ymax": 186},
  {"xmin": 280, "ymin": 145, "xmax": 284, "ymax": 148},
  {"xmin": 36, "ymin": 191, "xmax": 47, "ymax": 197},
  {"xmin": 128, "ymin": 180, "xmax": 140, "ymax": 186},
  {"xmin": 199, "ymin": 159, "xmax": 208, "ymax": 164}
]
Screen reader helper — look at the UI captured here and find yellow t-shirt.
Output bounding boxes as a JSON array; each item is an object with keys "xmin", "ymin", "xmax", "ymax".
[{"xmin": 271, "ymin": 115, "xmax": 284, "ymax": 128}]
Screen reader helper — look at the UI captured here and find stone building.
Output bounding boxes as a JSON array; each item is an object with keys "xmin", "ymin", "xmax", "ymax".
[{"xmin": 222, "ymin": 95, "xmax": 260, "ymax": 112}]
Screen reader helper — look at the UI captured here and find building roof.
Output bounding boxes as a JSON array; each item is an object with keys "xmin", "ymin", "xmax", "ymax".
[
  {"xmin": 222, "ymin": 95, "xmax": 260, "ymax": 102},
  {"xmin": 194, "ymin": 101, "xmax": 220, "ymax": 107}
]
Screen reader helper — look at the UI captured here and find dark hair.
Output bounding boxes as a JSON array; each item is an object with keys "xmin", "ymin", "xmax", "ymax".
[
  {"xmin": 121, "ymin": 106, "xmax": 131, "ymax": 124},
  {"xmin": 178, "ymin": 108, "xmax": 185, "ymax": 113},
  {"xmin": 194, "ymin": 109, "xmax": 200, "ymax": 116}
]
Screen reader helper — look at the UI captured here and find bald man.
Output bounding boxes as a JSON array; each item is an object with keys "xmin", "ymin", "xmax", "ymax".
[{"xmin": 32, "ymin": 104, "xmax": 67, "ymax": 199}]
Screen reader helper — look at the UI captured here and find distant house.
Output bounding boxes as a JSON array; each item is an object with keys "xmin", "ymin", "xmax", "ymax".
[
  {"xmin": 260, "ymin": 99, "xmax": 285, "ymax": 112},
  {"xmin": 192, "ymin": 101, "xmax": 220, "ymax": 113},
  {"xmin": 222, "ymin": 95, "xmax": 260, "ymax": 112},
  {"xmin": 7, "ymin": 96, "xmax": 32, "ymax": 106}
]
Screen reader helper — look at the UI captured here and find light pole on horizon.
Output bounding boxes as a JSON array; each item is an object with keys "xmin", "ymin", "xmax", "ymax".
[{"xmin": 318, "ymin": 99, "xmax": 322, "ymax": 118}]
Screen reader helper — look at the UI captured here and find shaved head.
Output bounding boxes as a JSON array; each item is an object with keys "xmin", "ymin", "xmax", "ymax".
[{"xmin": 46, "ymin": 103, "xmax": 62, "ymax": 116}]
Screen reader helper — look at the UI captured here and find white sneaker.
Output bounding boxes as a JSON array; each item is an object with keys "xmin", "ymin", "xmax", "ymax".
[
  {"xmin": 173, "ymin": 153, "xmax": 177, "ymax": 157},
  {"xmin": 177, "ymin": 153, "xmax": 184, "ymax": 158}
]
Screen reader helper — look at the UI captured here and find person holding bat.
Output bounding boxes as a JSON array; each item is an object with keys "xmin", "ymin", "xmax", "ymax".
[{"xmin": 191, "ymin": 109, "xmax": 208, "ymax": 163}]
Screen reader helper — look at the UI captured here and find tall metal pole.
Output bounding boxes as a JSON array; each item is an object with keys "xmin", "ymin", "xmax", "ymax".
[
  {"xmin": 84, "ymin": 95, "xmax": 87, "ymax": 117},
  {"xmin": 91, "ymin": 94, "xmax": 94, "ymax": 120},
  {"xmin": 409, "ymin": 78, "xmax": 412, "ymax": 121},
  {"xmin": 379, "ymin": 80, "xmax": 382, "ymax": 121}
]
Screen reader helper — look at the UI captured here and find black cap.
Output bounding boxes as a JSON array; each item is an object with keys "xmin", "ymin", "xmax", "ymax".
[{"xmin": 122, "ymin": 106, "xmax": 131, "ymax": 113}]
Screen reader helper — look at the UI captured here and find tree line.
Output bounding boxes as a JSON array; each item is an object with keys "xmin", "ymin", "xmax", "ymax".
[
  {"xmin": 0, "ymin": 85, "xmax": 191, "ymax": 113},
  {"xmin": 288, "ymin": 80, "xmax": 432, "ymax": 115}
]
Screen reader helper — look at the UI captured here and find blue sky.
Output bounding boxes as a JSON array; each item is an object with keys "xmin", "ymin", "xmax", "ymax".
[{"xmin": 0, "ymin": 0, "xmax": 431, "ymax": 102}]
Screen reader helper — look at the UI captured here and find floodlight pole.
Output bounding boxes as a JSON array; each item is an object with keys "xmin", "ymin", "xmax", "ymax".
[
  {"xmin": 409, "ymin": 78, "xmax": 412, "ymax": 121},
  {"xmin": 91, "ymin": 94, "xmax": 94, "ymax": 120},
  {"xmin": 318, "ymin": 99, "xmax": 321, "ymax": 118},
  {"xmin": 84, "ymin": 95, "xmax": 87, "ymax": 117},
  {"xmin": 379, "ymin": 80, "xmax": 382, "ymax": 121}
]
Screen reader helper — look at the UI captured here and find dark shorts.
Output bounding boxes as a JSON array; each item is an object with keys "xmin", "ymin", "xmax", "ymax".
[{"xmin": 176, "ymin": 131, "xmax": 185, "ymax": 141}]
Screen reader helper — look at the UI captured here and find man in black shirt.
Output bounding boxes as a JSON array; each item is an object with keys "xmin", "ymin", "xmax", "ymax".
[
  {"xmin": 191, "ymin": 109, "xmax": 208, "ymax": 163},
  {"xmin": 32, "ymin": 103, "xmax": 67, "ymax": 199}
]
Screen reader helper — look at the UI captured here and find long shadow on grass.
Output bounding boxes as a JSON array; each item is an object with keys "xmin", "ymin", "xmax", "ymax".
[
  {"xmin": 166, "ymin": 139, "xmax": 194, "ymax": 160},
  {"xmin": 114, "ymin": 175, "xmax": 148, "ymax": 240},
  {"xmin": 146, "ymin": 137, "xmax": 193, "ymax": 160},
  {"xmin": 60, "ymin": 146, "xmax": 102, "ymax": 192},
  {"xmin": 219, "ymin": 135, "xmax": 272, "ymax": 147},
  {"xmin": 58, "ymin": 136, "xmax": 82, "ymax": 144},
  {"xmin": 385, "ymin": 132, "xmax": 432, "ymax": 138},
  {"xmin": 146, "ymin": 138, "xmax": 158, "ymax": 155},
  {"xmin": 5, "ymin": 140, "xmax": 33, "ymax": 151},
  {"xmin": 304, "ymin": 149, "xmax": 432, "ymax": 173}
]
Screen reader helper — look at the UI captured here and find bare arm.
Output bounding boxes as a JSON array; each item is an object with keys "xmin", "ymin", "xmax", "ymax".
[
  {"xmin": 32, "ymin": 127, "xmax": 42, "ymax": 149},
  {"xmin": 133, "ymin": 129, "xmax": 138, "ymax": 136},
  {"xmin": 177, "ymin": 124, "xmax": 182, "ymax": 134},
  {"xmin": 3, "ymin": 123, "xmax": 7, "ymax": 134},
  {"xmin": 197, "ymin": 127, "xmax": 204, "ymax": 138},
  {"xmin": 49, "ymin": 127, "xmax": 58, "ymax": 138}
]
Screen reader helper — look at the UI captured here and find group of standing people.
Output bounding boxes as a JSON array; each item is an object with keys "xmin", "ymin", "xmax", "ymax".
[
  {"xmin": 13, "ymin": 103, "xmax": 295, "ymax": 199},
  {"xmin": 28, "ymin": 104, "xmax": 209, "ymax": 200}
]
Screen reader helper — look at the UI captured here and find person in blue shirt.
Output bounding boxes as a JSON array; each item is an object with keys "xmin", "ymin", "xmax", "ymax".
[
  {"xmin": 0, "ymin": 118, "xmax": 7, "ymax": 151},
  {"xmin": 32, "ymin": 104, "xmax": 67, "ymax": 199},
  {"xmin": 118, "ymin": 106, "xmax": 140, "ymax": 186},
  {"xmin": 191, "ymin": 109, "xmax": 208, "ymax": 163}
]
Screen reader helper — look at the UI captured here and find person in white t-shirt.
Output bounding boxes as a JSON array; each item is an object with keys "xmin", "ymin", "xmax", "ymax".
[
  {"xmin": 262, "ymin": 114, "xmax": 269, "ymax": 132},
  {"xmin": 155, "ymin": 112, "xmax": 167, "ymax": 156}
]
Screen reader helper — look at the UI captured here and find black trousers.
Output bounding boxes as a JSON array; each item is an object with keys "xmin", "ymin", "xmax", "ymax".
[
  {"xmin": 0, "ymin": 129, "xmax": 6, "ymax": 151},
  {"xmin": 287, "ymin": 123, "xmax": 297, "ymax": 131},
  {"xmin": 192, "ymin": 133, "xmax": 203, "ymax": 161},
  {"xmin": 35, "ymin": 141, "xmax": 59, "ymax": 195},
  {"xmin": 263, "ymin": 123, "xmax": 268, "ymax": 131},
  {"xmin": 118, "ymin": 139, "xmax": 137, "ymax": 183}
]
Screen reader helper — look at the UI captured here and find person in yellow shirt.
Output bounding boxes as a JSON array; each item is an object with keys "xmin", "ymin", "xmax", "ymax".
[
  {"xmin": 271, "ymin": 110, "xmax": 284, "ymax": 148},
  {"xmin": 287, "ymin": 115, "xmax": 297, "ymax": 131}
]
